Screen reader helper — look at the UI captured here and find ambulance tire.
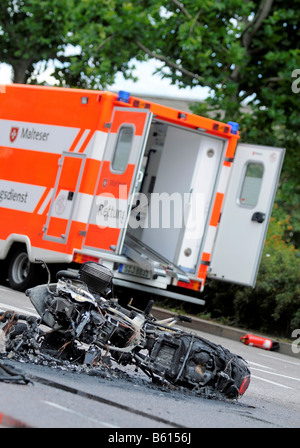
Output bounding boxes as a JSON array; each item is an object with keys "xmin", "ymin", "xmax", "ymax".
[
  {"xmin": 0, "ymin": 260, "xmax": 8, "ymax": 285},
  {"xmin": 8, "ymin": 248, "xmax": 37, "ymax": 291}
]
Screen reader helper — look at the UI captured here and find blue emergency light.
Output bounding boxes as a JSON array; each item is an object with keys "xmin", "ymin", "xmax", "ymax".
[
  {"xmin": 227, "ymin": 121, "xmax": 239, "ymax": 135},
  {"xmin": 117, "ymin": 90, "xmax": 130, "ymax": 103}
]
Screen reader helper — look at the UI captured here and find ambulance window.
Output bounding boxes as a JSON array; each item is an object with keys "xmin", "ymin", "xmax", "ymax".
[
  {"xmin": 239, "ymin": 163, "xmax": 264, "ymax": 207},
  {"xmin": 112, "ymin": 126, "xmax": 134, "ymax": 172}
]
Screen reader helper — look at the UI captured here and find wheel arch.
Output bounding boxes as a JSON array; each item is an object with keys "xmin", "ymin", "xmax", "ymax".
[{"xmin": 0, "ymin": 235, "xmax": 32, "ymax": 262}]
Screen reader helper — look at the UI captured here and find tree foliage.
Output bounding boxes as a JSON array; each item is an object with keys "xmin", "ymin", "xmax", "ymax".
[
  {"xmin": 2, "ymin": 1, "xmax": 297, "ymax": 204},
  {"xmin": 0, "ymin": 0, "xmax": 70, "ymax": 83}
]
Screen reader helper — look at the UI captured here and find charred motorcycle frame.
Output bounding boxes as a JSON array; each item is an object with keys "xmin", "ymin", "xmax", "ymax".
[{"xmin": 1, "ymin": 262, "xmax": 250, "ymax": 399}]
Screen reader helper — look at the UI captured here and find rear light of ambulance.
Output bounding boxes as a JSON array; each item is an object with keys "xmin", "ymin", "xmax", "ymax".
[
  {"xmin": 177, "ymin": 279, "xmax": 201, "ymax": 292},
  {"xmin": 73, "ymin": 252, "xmax": 100, "ymax": 264}
]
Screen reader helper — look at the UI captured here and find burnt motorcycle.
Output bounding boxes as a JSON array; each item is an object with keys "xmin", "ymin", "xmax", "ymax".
[{"xmin": 2, "ymin": 261, "xmax": 250, "ymax": 399}]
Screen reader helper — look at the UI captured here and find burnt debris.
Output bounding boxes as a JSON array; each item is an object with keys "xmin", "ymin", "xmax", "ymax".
[{"xmin": 0, "ymin": 262, "xmax": 250, "ymax": 400}]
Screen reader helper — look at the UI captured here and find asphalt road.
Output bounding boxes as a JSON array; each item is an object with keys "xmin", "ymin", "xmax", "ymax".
[{"xmin": 0, "ymin": 285, "xmax": 299, "ymax": 430}]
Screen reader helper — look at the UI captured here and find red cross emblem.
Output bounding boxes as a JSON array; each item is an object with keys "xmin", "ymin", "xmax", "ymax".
[{"xmin": 10, "ymin": 127, "xmax": 19, "ymax": 142}]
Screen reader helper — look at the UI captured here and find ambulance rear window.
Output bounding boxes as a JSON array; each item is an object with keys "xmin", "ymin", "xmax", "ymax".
[
  {"xmin": 112, "ymin": 126, "xmax": 134, "ymax": 172},
  {"xmin": 239, "ymin": 162, "xmax": 264, "ymax": 207}
]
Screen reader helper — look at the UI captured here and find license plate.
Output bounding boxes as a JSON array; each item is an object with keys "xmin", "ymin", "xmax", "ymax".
[{"xmin": 119, "ymin": 263, "xmax": 151, "ymax": 279}]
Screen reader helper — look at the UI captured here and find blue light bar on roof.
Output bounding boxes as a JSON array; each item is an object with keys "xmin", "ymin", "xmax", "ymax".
[
  {"xmin": 227, "ymin": 121, "xmax": 239, "ymax": 135},
  {"xmin": 117, "ymin": 90, "xmax": 130, "ymax": 103}
]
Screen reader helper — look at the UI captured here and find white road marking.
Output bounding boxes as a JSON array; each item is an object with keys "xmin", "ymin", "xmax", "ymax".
[
  {"xmin": 259, "ymin": 352, "xmax": 300, "ymax": 366},
  {"xmin": 0, "ymin": 302, "xmax": 37, "ymax": 316},
  {"xmin": 249, "ymin": 361, "xmax": 274, "ymax": 370},
  {"xmin": 251, "ymin": 367, "xmax": 300, "ymax": 383},
  {"xmin": 251, "ymin": 375, "xmax": 293, "ymax": 389},
  {"xmin": 43, "ymin": 400, "xmax": 119, "ymax": 428}
]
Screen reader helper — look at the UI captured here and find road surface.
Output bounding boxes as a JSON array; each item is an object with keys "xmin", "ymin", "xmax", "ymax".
[{"xmin": 0, "ymin": 285, "xmax": 299, "ymax": 429}]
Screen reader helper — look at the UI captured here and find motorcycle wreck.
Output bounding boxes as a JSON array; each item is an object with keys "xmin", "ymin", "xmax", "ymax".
[{"xmin": 0, "ymin": 261, "xmax": 250, "ymax": 400}]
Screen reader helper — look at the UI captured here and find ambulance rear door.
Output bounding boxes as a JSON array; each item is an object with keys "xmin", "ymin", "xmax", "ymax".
[
  {"xmin": 208, "ymin": 143, "xmax": 285, "ymax": 287},
  {"xmin": 83, "ymin": 107, "xmax": 152, "ymax": 253}
]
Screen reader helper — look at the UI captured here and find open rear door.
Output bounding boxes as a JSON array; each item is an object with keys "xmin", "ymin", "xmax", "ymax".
[
  {"xmin": 209, "ymin": 143, "xmax": 285, "ymax": 287},
  {"xmin": 84, "ymin": 107, "xmax": 152, "ymax": 253}
]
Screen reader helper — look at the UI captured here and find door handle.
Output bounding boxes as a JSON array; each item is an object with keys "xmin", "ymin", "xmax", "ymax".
[{"xmin": 251, "ymin": 212, "xmax": 266, "ymax": 223}]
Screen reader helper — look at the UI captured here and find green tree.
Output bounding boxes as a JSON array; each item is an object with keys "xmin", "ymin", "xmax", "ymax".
[
  {"xmin": 0, "ymin": 0, "xmax": 70, "ymax": 83},
  {"xmin": 64, "ymin": 0, "xmax": 300, "ymax": 238}
]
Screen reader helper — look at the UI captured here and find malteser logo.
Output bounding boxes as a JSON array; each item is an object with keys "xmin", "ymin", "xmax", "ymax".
[
  {"xmin": 10, "ymin": 127, "xmax": 19, "ymax": 142},
  {"xmin": 9, "ymin": 126, "xmax": 50, "ymax": 143}
]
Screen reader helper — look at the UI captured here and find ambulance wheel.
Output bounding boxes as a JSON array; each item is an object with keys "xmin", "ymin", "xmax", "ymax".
[
  {"xmin": 0, "ymin": 260, "xmax": 8, "ymax": 285},
  {"xmin": 8, "ymin": 248, "xmax": 37, "ymax": 291}
]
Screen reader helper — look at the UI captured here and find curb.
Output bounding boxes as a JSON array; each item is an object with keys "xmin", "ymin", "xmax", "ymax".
[{"xmin": 152, "ymin": 307, "xmax": 300, "ymax": 359}]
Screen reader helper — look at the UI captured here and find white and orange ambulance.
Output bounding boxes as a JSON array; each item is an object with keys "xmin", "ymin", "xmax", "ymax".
[{"xmin": 0, "ymin": 84, "xmax": 285, "ymax": 304}]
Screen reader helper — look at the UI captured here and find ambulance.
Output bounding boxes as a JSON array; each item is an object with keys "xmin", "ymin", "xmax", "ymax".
[{"xmin": 0, "ymin": 84, "xmax": 285, "ymax": 305}]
